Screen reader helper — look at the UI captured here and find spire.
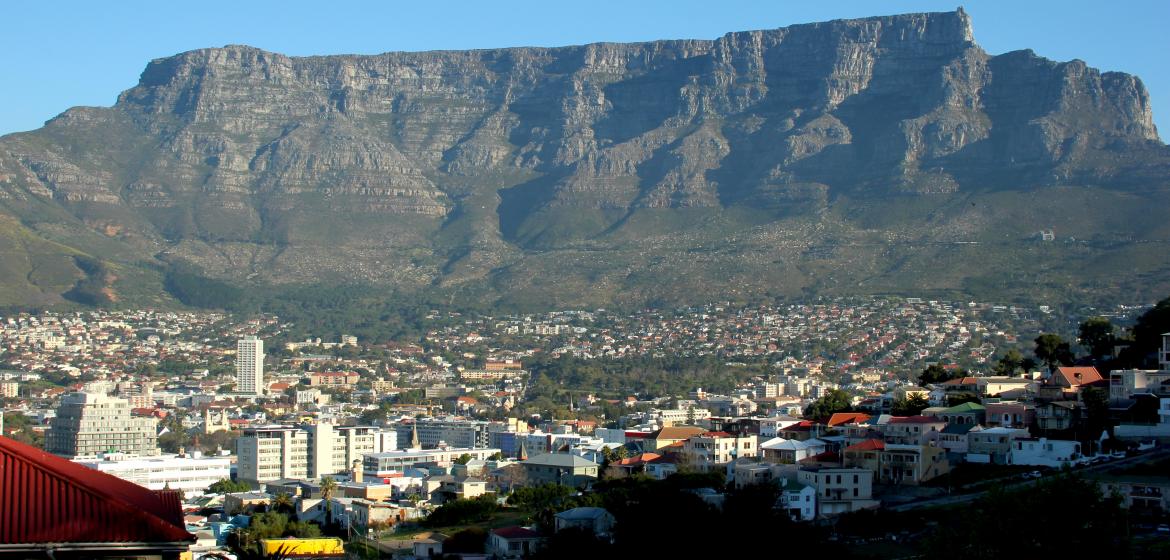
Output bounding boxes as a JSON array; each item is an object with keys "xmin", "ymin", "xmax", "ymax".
[
  {"xmin": 517, "ymin": 438, "xmax": 528, "ymax": 461},
  {"xmin": 410, "ymin": 422, "xmax": 419, "ymax": 448}
]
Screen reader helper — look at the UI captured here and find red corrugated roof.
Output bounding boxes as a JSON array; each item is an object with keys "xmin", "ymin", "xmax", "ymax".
[{"xmin": 0, "ymin": 435, "xmax": 193, "ymax": 544}]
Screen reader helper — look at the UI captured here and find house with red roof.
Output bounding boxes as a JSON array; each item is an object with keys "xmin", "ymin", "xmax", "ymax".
[{"xmin": 0, "ymin": 435, "xmax": 194, "ymax": 558}]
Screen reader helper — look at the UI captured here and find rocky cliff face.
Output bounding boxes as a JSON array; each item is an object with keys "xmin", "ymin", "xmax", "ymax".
[{"xmin": 0, "ymin": 9, "xmax": 1167, "ymax": 308}]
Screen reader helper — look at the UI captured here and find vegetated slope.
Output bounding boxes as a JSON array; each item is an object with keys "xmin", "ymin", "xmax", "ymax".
[{"xmin": 0, "ymin": 8, "xmax": 1167, "ymax": 309}]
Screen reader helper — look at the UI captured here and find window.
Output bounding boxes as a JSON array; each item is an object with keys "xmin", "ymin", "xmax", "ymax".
[
  {"xmin": 853, "ymin": 488, "xmax": 858, "ymax": 497},
  {"xmin": 853, "ymin": 474, "xmax": 859, "ymax": 483}
]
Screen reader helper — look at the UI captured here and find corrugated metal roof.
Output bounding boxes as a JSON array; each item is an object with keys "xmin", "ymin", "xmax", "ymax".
[{"xmin": 0, "ymin": 435, "xmax": 194, "ymax": 544}]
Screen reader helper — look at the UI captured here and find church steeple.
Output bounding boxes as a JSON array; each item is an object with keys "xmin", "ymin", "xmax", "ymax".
[
  {"xmin": 517, "ymin": 438, "xmax": 528, "ymax": 461},
  {"xmin": 410, "ymin": 422, "xmax": 420, "ymax": 449}
]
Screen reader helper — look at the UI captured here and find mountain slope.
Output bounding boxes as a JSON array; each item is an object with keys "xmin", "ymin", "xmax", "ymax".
[{"xmin": 1, "ymin": 9, "xmax": 1167, "ymax": 308}]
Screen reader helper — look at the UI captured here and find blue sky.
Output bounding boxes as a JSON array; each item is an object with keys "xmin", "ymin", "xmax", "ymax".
[{"xmin": 1, "ymin": 1, "xmax": 1166, "ymax": 138}]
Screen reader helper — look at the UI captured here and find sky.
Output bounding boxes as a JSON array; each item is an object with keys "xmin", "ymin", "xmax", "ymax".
[{"xmin": 1, "ymin": 0, "xmax": 1167, "ymax": 138}]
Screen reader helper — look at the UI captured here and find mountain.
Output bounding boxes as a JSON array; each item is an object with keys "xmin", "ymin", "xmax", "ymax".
[{"xmin": 1, "ymin": 9, "xmax": 1168, "ymax": 310}]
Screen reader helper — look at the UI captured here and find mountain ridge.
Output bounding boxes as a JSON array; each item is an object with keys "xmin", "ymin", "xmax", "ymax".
[{"xmin": 1, "ymin": 9, "xmax": 1167, "ymax": 309}]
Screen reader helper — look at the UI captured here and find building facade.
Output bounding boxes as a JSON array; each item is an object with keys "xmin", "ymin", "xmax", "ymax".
[
  {"xmin": 46, "ymin": 392, "xmax": 159, "ymax": 458},
  {"xmin": 76, "ymin": 452, "xmax": 231, "ymax": 497},
  {"xmin": 236, "ymin": 423, "xmax": 392, "ymax": 483},
  {"xmin": 236, "ymin": 336, "xmax": 264, "ymax": 394}
]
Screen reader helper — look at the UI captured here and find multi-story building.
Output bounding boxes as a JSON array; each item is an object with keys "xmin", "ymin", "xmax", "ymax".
[
  {"xmin": 520, "ymin": 453, "xmax": 599, "ymax": 487},
  {"xmin": 393, "ymin": 418, "xmax": 492, "ymax": 450},
  {"xmin": 1109, "ymin": 369, "xmax": 1170, "ymax": 401},
  {"xmin": 681, "ymin": 431, "xmax": 757, "ymax": 473},
  {"xmin": 363, "ymin": 447, "xmax": 501, "ymax": 479},
  {"xmin": 0, "ymin": 380, "xmax": 18, "ymax": 398},
  {"xmin": 76, "ymin": 452, "xmax": 232, "ymax": 497},
  {"xmin": 236, "ymin": 336, "xmax": 264, "ymax": 395},
  {"xmin": 843, "ymin": 440, "xmax": 950, "ymax": 485},
  {"xmin": 309, "ymin": 372, "xmax": 361, "ymax": 387},
  {"xmin": 967, "ymin": 427, "xmax": 1030, "ymax": 464},
  {"xmin": 236, "ymin": 423, "xmax": 392, "ymax": 483},
  {"xmin": 796, "ymin": 466, "xmax": 880, "ymax": 517},
  {"xmin": 46, "ymin": 392, "xmax": 159, "ymax": 458},
  {"xmin": 882, "ymin": 416, "xmax": 947, "ymax": 445}
]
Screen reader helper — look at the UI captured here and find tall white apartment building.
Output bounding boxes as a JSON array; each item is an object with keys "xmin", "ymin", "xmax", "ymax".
[
  {"xmin": 46, "ymin": 392, "xmax": 159, "ymax": 458},
  {"xmin": 236, "ymin": 423, "xmax": 392, "ymax": 483},
  {"xmin": 236, "ymin": 336, "xmax": 264, "ymax": 394}
]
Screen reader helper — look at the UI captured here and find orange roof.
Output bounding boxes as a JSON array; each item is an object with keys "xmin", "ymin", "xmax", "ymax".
[
  {"xmin": 652, "ymin": 426, "xmax": 707, "ymax": 440},
  {"xmin": 942, "ymin": 377, "xmax": 980, "ymax": 385},
  {"xmin": 1054, "ymin": 366, "xmax": 1103, "ymax": 387},
  {"xmin": 845, "ymin": 439, "xmax": 885, "ymax": 451},
  {"xmin": 615, "ymin": 452, "xmax": 662, "ymax": 466},
  {"xmin": 826, "ymin": 412, "xmax": 871, "ymax": 427}
]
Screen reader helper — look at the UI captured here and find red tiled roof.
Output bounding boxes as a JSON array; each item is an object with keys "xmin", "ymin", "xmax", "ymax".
[
  {"xmin": 826, "ymin": 412, "xmax": 872, "ymax": 427},
  {"xmin": 615, "ymin": 452, "xmax": 662, "ymax": 467},
  {"xmin": 0, "ymin": 435, "xmax": 193, "ymax": 545},
  {"xmin": 699, "ymin": 431, "xmax": 734, "ymax": 438},
  {"xmin": 1054, "ymin": 367, "xmax": 1103, "ymax": 387},
  {"xmin": 942, "ymin": 377, "xmax": 980, "ymax": 385},
  {"xmin": 846, "ymin": 439, "xmax": 886, "ymax": 451}
]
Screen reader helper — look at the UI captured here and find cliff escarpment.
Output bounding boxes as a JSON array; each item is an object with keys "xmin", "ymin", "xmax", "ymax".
[{"xmin": 1, "ymin": 9, "xmax": 1167, "ymax": 308}]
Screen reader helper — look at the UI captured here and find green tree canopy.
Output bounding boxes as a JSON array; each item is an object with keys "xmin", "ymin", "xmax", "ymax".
[
  {"xmin": 1034, "ymin": 334, "xmax": 1074, "ymax": 372},
  {"xmin": 1078, "ymin": 317, "xmax": 1117, "ymax": 360},
  {"xmin": 891, "ymin": 393, "xmax": 930, "ymax": 416},
  {"xmin": 207, "ymin": 478, "xmax": 251, "ymax": 494},
  {"xmin": 918, "ymin": 364, "xmax": 964, "ymax": 386},
  {"xmin": 802, "ymin": 389, "xmax": 853, "ymax": 420}
]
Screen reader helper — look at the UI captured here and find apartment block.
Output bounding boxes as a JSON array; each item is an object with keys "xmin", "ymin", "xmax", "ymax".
[
  {"xmin": 46, "ymin": 392, "xmax": 159, "ymax": 459},
  {"xmin": 237, "ymin": 423, "xmax": 392, "ymax": 483}
]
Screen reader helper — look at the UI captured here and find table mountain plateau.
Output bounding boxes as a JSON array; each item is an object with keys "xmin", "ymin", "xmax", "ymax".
[{"xmin": 1, "ymin": 9, "xmax": 1167, "ymax": 309}]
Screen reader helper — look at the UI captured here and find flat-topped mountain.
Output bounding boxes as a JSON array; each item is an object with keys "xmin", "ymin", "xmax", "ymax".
[{"xmin": 1, "ymin": 9, "xmax": 1167, "ymax": 309}]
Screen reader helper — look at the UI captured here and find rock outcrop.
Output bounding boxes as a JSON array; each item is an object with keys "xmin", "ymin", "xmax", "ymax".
[{"xmin": 0, "ymin": 9, "xmax": 1166, "ymax": 307}]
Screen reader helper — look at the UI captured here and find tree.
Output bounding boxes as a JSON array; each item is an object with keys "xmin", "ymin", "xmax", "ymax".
[
  {"xmin": 1078, "ymin": 317, "xmax": 1117, "ymax": 361},
  {"xmin": 802, "ymin": 389, "xmax": 852, "ymax": 420},
  {"xmin": 922, "ymin": 473, "xmax": 1128, "ymax": 558},
  {"xmin": 918, "ymin": 364, "xmax": 963, "ymax": 386},
  {"xmin": 891, "ymin": 393, "xmax": 930, "ymax": 416},
  {"xmin": 454, "ymin": 453, "xmax": 473, "ymax": 465},
  {"xmin": 443, "ymin": 528, "xmax": 488, "ymax": 554},
  {"xmin": 269, "ymin": 493, "xmax": 295, "ymax": 515},
  {"xmin": 1119, "ymin": 296, "xmax": 1170, "ymax": 368},
  {"xmin": 208, "ymin": 478, "xmax": 251, "ymax": 494},
  {"xmin": 319, "ymin": 476, "xmax": 338, "ymax": 527},
  {"xmin": 992, "ymin": 349, "xmax": 1027, "ymax": 376},
  {"xmin": 1034, "ymin": 334, "xmax": 1074, "ymax": 372}
]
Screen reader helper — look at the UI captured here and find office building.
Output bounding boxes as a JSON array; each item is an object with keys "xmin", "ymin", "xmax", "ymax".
[
  {"xmin": 236, "ymin": 336, "xmax": 264, "ymax": 395},
  {"xmin": 236, "ymin": 423, "xmax": 393, "ymax": 484},
  {"xmin": 76, "ymin": 452, "xmax": 232, "ymax": 497},
  {"xmin": 46, "ymin": 392, "xmax": 159, "ymax": 459},
  {"xmin": 363, "ymin": 447, "xmax": 501, "ymax": 479},
  {"xmin": 393, "ymin": 418, "xmax": 492, "ymax": 450}
]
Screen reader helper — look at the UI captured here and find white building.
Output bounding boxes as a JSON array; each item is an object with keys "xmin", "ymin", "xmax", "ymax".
[
  {"xmin": 362, "ymin": 448, "xmax": 501, "ymax": 479},
  {"xmin": 1008, "ymin": 437, "xmax": 1083, "ymax": 467},
  {"xmin": 236, "ymin": 423, "xmax": 393, "ymax": 483},
  {"xmin": 76, "ymin": 452, "xmax": 231, "ymax": 497},
  {"xmin": 236, "ymin": 336, "xmax": 264, "ymax": 395},
  {"xmin": 796, "ymin": 466, "xmax": 880, "ymax": 518},
  {"xmin": 46, "ymin": 392, "xmax": 159, "ymax": 459}
]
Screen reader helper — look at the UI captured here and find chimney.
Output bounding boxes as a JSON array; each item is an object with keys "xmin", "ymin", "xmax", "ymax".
[{"xmin": 352, "ymin": 459, "xmax": 363, "ymax": 483}]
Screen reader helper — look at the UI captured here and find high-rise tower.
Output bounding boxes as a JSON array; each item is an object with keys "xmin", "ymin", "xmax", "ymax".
[{"xmin": 236, "ymin": 336, "xmax": 264, "ymax": 394}]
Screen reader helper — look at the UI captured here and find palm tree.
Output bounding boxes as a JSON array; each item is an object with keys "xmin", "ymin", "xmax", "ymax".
[
  {"xmin": 320, "ymin": 476, "xmax": 338, "ymax": 527},
  {"xmin": 269, "ymin": 492, "xmax": 294, "ymax": 515}
]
